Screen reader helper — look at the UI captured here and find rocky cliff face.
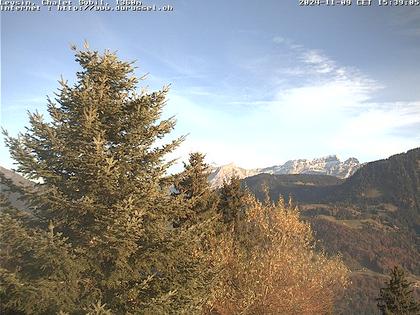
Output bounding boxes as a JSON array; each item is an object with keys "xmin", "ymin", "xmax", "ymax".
[
  {"xmin": 208, "ymin": 163, "xmax": 259, "ymax": 188},
  {"xmin": 209, "ymin": 155, "xmax": 361, "ymax": 188}
]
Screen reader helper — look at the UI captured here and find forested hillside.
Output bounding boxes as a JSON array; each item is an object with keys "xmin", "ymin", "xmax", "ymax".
[{"xmin": 243, "ymin": 149, "xmax": 420, "ymax": 314}]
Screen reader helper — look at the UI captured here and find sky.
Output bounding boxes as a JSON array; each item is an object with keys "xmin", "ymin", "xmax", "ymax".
[{"xmin": 1, "ymin": 0, "xmax": 420, "ymax": 171}]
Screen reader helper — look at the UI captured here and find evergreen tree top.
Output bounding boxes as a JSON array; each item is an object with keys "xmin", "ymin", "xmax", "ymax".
[
  {"xmin": 5, "ymin": 45, "xmax": 183, "ymax": 187},
  {"xmin": 1, "ymin": 44, "xmax": 212, "ymax": 314},
  {"xmin": 377, "ymin": 266, "xmax": 420, "ymax": 315}
]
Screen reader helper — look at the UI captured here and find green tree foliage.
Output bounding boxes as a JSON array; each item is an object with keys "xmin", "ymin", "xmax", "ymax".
[
  {"xmin": 218, "ymin": 176, "xmax": 248, "ymax": 223},
  {"xmin": 377, "ymin": 266, "xmax": 420, "ymax": 315},
  {"xmin": 173, "ymin": 152, "xmax": 219, "ymax": 223},
  {"xmin": 0, "ymin": 43, "xmax": 351, "ymax": 315},
  {"xmin": 0, "ymin": 207, "xmax": 84, "ymax": 314},
  {"xmin": 0, "ymin": 45, "xmax": 212, "ymax": 314}
]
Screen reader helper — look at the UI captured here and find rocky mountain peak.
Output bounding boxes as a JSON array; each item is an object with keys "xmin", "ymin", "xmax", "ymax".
[{"xmin": 209, "ymin": 155, "xmax": 361, "ymax": 188}]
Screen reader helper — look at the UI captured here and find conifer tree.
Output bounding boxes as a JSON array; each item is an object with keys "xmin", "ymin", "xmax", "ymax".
[
  {"xmin": 173, "ymin": 152, "xmax": 218, "ymax": 223},
  {"xmin": 218, "ymin": 176, "xmax": 247, "ymax": 223},
  {"xmin": 1, "ymin": 45, "xmax": 212, "ymax": 314},
  {"xmin": 377, "ymin": 266, "xmax": 420, "ymax": 315}
]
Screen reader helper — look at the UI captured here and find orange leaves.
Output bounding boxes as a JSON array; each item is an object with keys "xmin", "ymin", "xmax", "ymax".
[{"xmin": 208, "ymin": 195, "xmax": 349, "ymax": 315}]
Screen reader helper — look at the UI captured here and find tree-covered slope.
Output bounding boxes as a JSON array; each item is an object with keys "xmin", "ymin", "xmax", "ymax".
[{"xmin": 242, "ymin": 148, "xmax": 420, "ymax": 314}]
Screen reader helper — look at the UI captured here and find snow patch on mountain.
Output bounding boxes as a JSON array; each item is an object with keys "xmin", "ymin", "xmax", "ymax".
[{"xmin": 209, "ymin": 155, "xmax": 361, "ymax": 188}]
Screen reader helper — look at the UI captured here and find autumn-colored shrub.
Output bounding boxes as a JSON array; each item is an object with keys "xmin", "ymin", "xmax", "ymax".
[{"xmin": 209, "ymin": 195, "xmax": 349, "ymax": 315}]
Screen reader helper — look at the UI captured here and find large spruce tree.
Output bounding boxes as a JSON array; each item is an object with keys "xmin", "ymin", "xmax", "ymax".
[
  {"xmin": 377, "ymin": 266, "xmax": 420, "ymax": 315},
  {"xmin": 0, "ymin": 45, "xmax": 212, "ymax": 314}
]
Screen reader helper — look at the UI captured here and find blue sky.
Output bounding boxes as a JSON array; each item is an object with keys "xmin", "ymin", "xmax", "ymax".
[{"xmin": 1, "ymin": 1, "xmax": 420, "ymax": 171}]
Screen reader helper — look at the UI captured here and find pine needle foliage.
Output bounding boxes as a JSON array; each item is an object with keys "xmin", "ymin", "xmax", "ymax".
[
  {"xmin": 377, "ymin": 266, "xmax": 420, "ymax": 315},
  {"xmin": 0, "ymin": 46, "xmax": 213, "ymax": 314},
  {"xmin": 173, "ymin": 152, "xmax": 219, "ymax": 223},
  {"xmin": 218, "ymin": 176, "xmax": 248, "ymax": 224}
]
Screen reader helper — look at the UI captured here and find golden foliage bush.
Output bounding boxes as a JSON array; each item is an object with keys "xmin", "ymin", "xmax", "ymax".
[{"xmin": 208, "ymin": 195, "xmax": 349, "ymax": 315}]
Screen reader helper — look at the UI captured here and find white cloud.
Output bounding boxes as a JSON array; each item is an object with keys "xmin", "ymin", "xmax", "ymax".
[
  {"xmin": 330, "ymin": 103, "xmax": 420, "ymax": 160},
  {"xmin": 164, "ymin": 37, "xmax": 420, "ymax": 169},
  {"xmin": 301, "ymin": 50, "xmax": 336, "ymax": 74}
]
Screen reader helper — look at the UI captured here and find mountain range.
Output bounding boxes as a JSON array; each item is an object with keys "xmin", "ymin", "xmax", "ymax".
[
  {"xmin": 209, "ymin": 155, "xmax": 361, "ymax": 188},
  {"xmin": 1, "ymin": 148, "xmax": 419, "ymax": 314}
]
